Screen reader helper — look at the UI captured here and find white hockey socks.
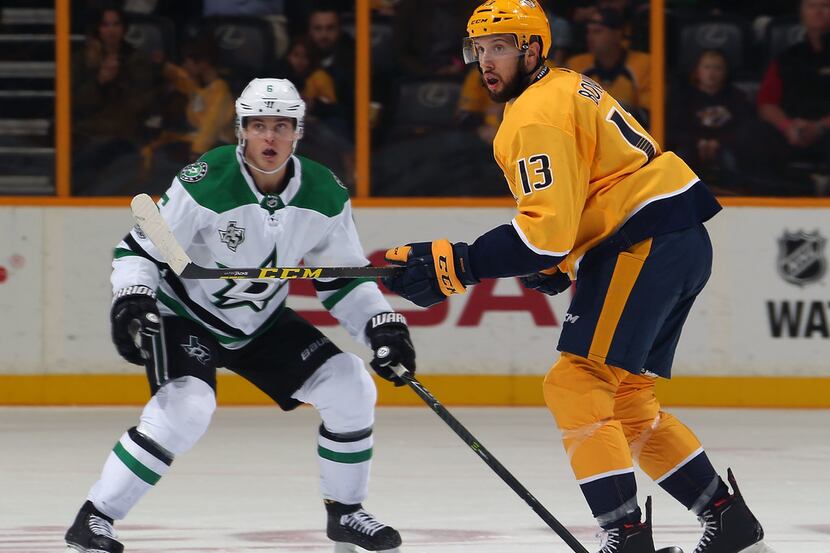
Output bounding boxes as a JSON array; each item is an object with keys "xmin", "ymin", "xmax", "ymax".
[
  {"xmin": 87, "ymin": 427, "xmax": 173, "ymax": 520},
  {"xmin": 318, "ymin": 425, "xmax": 373, "ymax": 505}
]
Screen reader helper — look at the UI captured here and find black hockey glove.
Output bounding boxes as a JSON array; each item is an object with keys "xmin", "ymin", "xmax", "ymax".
[
  {"xmin": 382, "ymin": 240, "xmax": 478, "ymax": 308},
  {"xmin": 365, "ymin": 312, "xmax": 416, "ymax": 387},
  {"xmin": 111, "ymin": 285, "xmax": 161, "ymax": 365},
  {"xmin": 520, "ymin": 270, "xmax": 572, "ymax": 296}
]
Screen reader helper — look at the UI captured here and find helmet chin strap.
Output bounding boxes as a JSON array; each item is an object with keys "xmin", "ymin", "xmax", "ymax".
[{"xmin": 239, "ymin": 138, "xmax": 298, "ymax": 175}]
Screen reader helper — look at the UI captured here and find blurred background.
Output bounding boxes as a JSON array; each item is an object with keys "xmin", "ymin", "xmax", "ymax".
[
  {"xmin": 0, "ymin": 0, "xmax": 827, "ymax": 198},
  {"xmin": 0, "ymin": 1, "xmax": 828, "ymax": 412}
]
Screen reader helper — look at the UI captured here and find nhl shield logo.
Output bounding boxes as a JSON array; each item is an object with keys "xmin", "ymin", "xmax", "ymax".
[
  {"xmin": 777, "ymin": 230, "xmax": 826, "ymax": 286},
  {"xmin": 219, "ymin": 221, "xmax": 246, "ymax": 252}
]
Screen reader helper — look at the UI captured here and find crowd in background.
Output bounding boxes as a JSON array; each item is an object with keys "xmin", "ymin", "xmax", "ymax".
[{"xmin": 64, "ymin": 0, "xmax": 830, "ymax": 196}]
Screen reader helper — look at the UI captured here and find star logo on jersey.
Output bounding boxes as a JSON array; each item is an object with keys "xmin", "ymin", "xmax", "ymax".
[
  {"xmin": 213, "ymin": 249, "xmax": 286, "ymax": 311},
  {"xmin": 179, "ymin": 161, "xmax": 208, "ymax": 183},
  {"xmin": 219, "ymin": 221, "xmax": 245, "ymax": 252},
  {"xmin": 181, "ymin": 335, "xmax": 211, "ymax": 365}
]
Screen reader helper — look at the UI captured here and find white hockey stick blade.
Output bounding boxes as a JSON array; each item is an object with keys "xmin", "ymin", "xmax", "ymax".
[{"xmin": 130, "ymin": 193, "xmax": 193, "ymax": 276}]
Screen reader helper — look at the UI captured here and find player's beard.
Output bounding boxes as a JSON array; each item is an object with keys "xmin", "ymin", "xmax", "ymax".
[{"xmin": 485, "ymin": 57, "xmax": 527, "ymax": 103}]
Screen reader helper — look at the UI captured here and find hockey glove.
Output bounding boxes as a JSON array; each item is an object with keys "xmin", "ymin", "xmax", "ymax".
[
  {"xmin": 110, "ymin": 285, "xmax": 161, "ymax": 365},
  {"xmin": 520, "ymin": 269, "xmax": 572, "ymax": 296},
  {"xmin": 365, "ymin": 312, "xmax": 416, "ymax": 386},
  {"xmin": 382, "ymin": 240, "xmax": 479, "ymax": 308}
]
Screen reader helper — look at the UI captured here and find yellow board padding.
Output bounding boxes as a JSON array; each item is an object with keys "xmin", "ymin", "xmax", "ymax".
[{"xmin": 0, "ymin": 374, "xmax": 829, "ymax": 408}]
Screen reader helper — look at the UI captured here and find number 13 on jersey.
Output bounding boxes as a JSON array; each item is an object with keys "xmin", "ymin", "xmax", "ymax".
[{"xmin": 518, "ymin": 154, "xmax": 553, "ymax": 196}]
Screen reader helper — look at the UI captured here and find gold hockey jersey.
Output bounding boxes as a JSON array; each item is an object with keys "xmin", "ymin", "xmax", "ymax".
[{"xmin": 493, "ymin": 67, "xmax": 719, "ymax": 277}]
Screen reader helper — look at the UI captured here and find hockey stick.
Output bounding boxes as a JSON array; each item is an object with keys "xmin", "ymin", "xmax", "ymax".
[
  {"xmin": 391, "ymin": 366, "xmax": 684, "ymax": 553},
  {"xmin": 390, "ymin": 365, "xmax": 591, "ymax": 553},
  {"xmin": 130, "ymin": 193, "xmax": 400, "ymax": 280}
]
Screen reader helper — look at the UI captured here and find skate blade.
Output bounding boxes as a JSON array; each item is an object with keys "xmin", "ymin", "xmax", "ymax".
[
  {"xmin": 333, "ymin": 543, "xmax": 401, "ymax": 553},
  {"xmin": 65, "ymin": 547, "xmax": 110, "ymax": 553},
  {"xmin": 740, "ymin": 542, "xmax": 776, "ymax": 553},
  {"xmin": 656, "ymin": 547, "xmax": 684, "ymax": 553}
]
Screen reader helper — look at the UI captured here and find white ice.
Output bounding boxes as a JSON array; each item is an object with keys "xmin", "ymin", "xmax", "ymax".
[{"xmin": 1, "ymin": 406, "xmax": 827, "ymax": 552}]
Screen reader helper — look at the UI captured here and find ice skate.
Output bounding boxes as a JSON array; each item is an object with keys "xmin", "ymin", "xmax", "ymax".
[
  {"xmin": 597, "ymin": 496, "xmax": 656, "ymax": 553},
  {"xmin": 64, "ymin": 501, "xmax": 124, "ymax": 553},
  {"xmin": 326, "ymin": 501, "xmax": 401, "ymax": 552},
  {"xmin": 598, "ymin": 497, "xmax": 683, "ymax": 553},
  {"xmin": 693, "ymin": 469, "xmax": 773, "ymax": 553}
]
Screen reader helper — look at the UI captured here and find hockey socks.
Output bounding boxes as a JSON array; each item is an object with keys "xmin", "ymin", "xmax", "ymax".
[
  {"xmin": 578, "ymin": 469, "xmax": 643, "ymax": 529},
  {"xmin": 318, "ymin": 424, "xmax": 373, "ymax": 505},
  {"xmin": 88, "ymin": 427, "xmax": 173, "ymax": 519},
  {"xmin": 656, "ymin": 450, "xmax": 729, "ymax": 514}
]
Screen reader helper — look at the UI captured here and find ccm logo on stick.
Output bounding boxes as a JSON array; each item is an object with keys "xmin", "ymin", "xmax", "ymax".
[{"xmin": 257, "ymin": 267, "xmax": 323, "ymax": 279}]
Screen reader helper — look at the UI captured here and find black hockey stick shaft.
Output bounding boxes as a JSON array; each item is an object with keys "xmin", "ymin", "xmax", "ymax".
[{"xmin": 392, "ymin": 367, "xmax": 590, "ymax": 553}]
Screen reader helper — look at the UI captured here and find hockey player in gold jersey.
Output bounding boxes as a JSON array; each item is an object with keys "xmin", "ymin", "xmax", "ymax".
[{"xmin": 383, "ymin": 2, "xmax": 772, "ymax": 553}]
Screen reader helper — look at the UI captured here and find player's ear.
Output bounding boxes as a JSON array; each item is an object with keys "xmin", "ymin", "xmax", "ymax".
[{"xmin": 526, "ymin": 41, "xmax": 542, "ymax": 71}]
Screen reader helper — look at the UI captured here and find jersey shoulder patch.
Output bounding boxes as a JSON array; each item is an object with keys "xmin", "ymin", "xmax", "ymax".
[
  {"xmin": 576, "ymin": 73, "xmax": 604, "ymax": 106},
  {"xmin": 179, "ymin": 161, "xmax": 208, "ymax": 183},
  {"xmin": 178, "ymin": 145, "xmax": 257, "ymax": 214},
  {"xmin": 290, "ymin": 156, "xmax": 349, "ymax": 218}
]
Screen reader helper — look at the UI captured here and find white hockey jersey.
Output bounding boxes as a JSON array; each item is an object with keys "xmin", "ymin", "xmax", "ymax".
[{"xmin": 112, "ymin": 145, "xmax": 392, "ymax": 349}]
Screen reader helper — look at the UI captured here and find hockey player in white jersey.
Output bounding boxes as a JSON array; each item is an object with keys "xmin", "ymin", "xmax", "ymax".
[{"xmin": 64, "ymin": 78, "xmax": 411, "ymax": 553}]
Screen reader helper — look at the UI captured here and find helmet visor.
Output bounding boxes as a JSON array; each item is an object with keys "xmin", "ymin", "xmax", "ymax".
[{"xmin": 462, "ymin": 34, "xmax": 523, "ymax": 64}]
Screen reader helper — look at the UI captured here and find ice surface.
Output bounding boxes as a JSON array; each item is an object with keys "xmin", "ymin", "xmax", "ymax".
[{"xmin": 1, "ymin": 406, "xmax": 826, "ymax": 552}]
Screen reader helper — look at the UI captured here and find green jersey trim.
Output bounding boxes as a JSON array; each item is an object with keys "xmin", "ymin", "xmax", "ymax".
[
  {"xmin": 321, "ymin": 278, "xmax": 373, "ymax": 310},
  {"xmin": 290, "ymin": 156, "xmax": 350, "ymax": 217},
  {"xmin": 113, "ymin": 247, "xmax": 141, "ymax": 259},
  {"xmin": 158, "ymin": 289, "xmax": 286, "ymax": 345},
  {"xmin": 181, "ymin": 145, "xmax": 258, "ymax": 214}
]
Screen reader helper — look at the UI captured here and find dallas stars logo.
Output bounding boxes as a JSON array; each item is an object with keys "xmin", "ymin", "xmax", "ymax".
[
  {"xmin": 219, "ymin": 221, "xmax": 245, "ymax": 252},
  {"xmin": 213, "ymin": 249, "xmax": 286, "ymax": 311},
  {"xmin": 181, "ymin": 336, "xmax": 211, "ymax": 365},
  {"xmin": 179, "ymin": 161, "xmax": 208, "ymax": 183}
]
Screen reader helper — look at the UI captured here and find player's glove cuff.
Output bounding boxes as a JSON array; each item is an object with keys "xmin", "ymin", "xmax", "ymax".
[{"xmin": 112, "ymin": 284, "xmax": 156, "ymax": 304}]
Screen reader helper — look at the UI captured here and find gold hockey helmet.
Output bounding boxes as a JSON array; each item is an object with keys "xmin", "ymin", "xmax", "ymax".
[{"xmin": 464, "ymin": 0, "xmax": 552, "ymax": 63}]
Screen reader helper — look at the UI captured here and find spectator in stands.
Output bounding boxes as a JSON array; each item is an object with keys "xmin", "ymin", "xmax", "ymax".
[
  {"xmin": 281, "ymin": 35, "xmax": 354, "ymax": 187},
  {"xmin": 372, "ymin": 0, "xmax": 400, "ymax": 17},
  {"xmin": 283, "ymin": 36, "xmax": 338, "ymax": 116},
  {"xmin": 566, "ymin": 9, "xmax": 651, "ymax": 124},
  {"xmin": 559, "ymin": 0, "xmax": 649, "ymax": 52},
  {"xmin": 141, "ymin": 35, "xmax": 235, "ymax": 192},
  {"xmin": 307, "ymin": 3, "xmax": 355, "ymax": 127},
  {"xmin": 755, "ymin": 0, "xmax": 830, "ymax": 190},
  {"xmin": 71, "ymin": 5, "xmax": 157, "ymax": 195},
  {"xmin": 668, "ymin": 49, "xmax": 754, "ymax": 194},
  {"xmin": 392, "ymin": 0, "xmax": 469, "ymax": 80},
  {"xmin": 544, "ymin": 7, "xmax": 575, "ymax": 66}
]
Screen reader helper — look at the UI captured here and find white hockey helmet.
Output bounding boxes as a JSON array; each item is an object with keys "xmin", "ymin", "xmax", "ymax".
[{"xmin": 235, "ymin": 78, "xmax": 306, "ymax": 139}]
